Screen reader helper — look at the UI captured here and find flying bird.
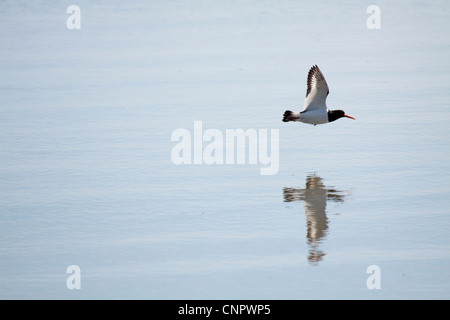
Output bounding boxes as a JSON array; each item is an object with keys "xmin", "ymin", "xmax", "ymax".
[{"xmin": 282, "ymin": 65, "xmax": 355, "ymax": 125}]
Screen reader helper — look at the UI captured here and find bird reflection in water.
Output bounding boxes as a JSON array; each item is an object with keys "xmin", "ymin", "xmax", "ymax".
[{"xmin": 283, "ymin": 174, "xmax": 348, "ymax": 265}]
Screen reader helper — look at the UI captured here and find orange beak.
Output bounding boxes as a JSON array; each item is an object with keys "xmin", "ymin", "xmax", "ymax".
[{"xmin": 344, "ymin": 114, "xmax": 356, "ymax": 120}]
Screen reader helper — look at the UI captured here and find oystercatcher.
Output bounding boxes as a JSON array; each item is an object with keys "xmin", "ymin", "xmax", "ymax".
[{"xmin": 282, "ymin": 65, "xmax": 355, "ymax": 125}]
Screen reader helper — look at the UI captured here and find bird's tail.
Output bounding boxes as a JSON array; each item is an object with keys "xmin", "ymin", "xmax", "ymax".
[{"xmin": 282, "ymin": 110, "xmax": 299, "ymax": 122}]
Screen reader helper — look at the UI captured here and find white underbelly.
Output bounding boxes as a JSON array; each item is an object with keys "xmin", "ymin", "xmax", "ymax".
[{"xmin": 298, "ymin": 110, "xmax": 328, "ymax": 125}]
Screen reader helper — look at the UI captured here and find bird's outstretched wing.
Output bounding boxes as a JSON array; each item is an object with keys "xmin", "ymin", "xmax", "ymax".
[{"xmin": 301, "ymin": 65, "xmax": 329, "ymax": 112}]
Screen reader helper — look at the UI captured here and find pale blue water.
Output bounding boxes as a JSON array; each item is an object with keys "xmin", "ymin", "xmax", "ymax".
[{"xmin": 1, "ymin": 0, "xmax": 450, "ymax": 299}]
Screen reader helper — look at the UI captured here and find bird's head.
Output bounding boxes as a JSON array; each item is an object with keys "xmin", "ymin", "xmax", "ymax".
[{"xmin": 328, "ymin": 109, "xmax": 356, "ymax": 122}]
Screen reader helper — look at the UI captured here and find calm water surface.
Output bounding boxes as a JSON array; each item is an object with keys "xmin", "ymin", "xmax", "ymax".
[{"xmin": 1, "ymin": 0, "xmax": 449, "ymax": 299}]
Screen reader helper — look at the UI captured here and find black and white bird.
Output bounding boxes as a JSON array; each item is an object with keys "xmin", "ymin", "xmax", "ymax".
[{"xmin": 282, "ymin": 65, "xmax": 355, "ymax": 125}]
